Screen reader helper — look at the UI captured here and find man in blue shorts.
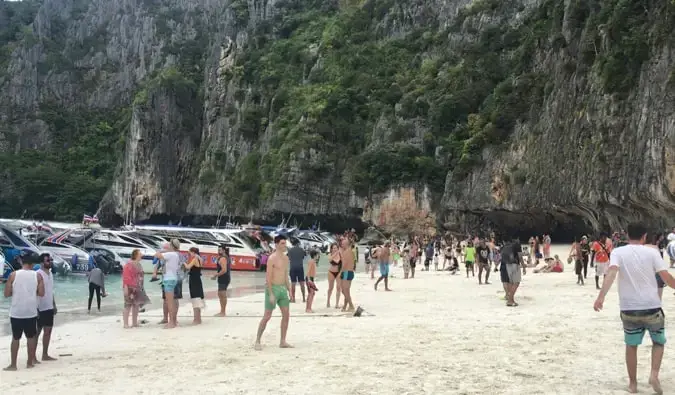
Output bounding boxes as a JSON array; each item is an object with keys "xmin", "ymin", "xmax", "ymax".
[
  {"xmin": 374, "ymin": 242, "xmax": 392, "ymax": 291},
  {"xmin": 594, "ymin": 222, "xmax": 675, "ymax": 394}
]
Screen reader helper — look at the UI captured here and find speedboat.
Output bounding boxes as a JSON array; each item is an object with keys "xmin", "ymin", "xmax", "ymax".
[
  {"xmin": 0, "ymin": 224, "xmax": 71, "ymax": 276},
  {"xmin": 43, "ymin": 228, "xmax": 156, "ymax": 273},
  {"xmin": 132, "ymin": 225, "xmax": 260, "ymax": 271},
  {"xmin": 294, "ymin": 230, "xmax": 331, "ymax": 252}
]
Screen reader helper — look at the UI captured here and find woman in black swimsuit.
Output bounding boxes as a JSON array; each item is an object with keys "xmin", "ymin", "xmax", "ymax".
[
  {"xmin": 184, "ymin": 247, "xmax": 205, "ymax": 325},
  {"xmin": 327, "ymin": 243, "xmax": 342, "ymax": 309}
]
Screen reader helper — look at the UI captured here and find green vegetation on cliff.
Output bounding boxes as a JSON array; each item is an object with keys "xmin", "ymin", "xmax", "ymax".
[{"xmin": 2, "ymin": 0, "xmax": 675, "ymax": 219}]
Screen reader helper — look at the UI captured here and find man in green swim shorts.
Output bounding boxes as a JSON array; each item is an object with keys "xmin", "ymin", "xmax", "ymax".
[{"xmin": 255, "ymin": 234, "xmax": 293, "ymax": 350}]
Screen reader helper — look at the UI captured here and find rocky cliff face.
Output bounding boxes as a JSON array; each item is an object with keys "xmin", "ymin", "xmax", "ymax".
[{"xmin": 2, "ymin": 0, "xmax": 675, "ymax": 237}]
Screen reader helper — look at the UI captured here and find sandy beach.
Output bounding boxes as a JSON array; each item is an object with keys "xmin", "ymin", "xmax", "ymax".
[{"xmin": 1, "ymin": 244, "xmax": 673, "ymax": 394}]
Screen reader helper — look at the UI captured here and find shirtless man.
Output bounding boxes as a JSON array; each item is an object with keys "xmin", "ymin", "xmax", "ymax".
[
  {"xmin": 255, "ymin": 235, "xmax": 292, "ymax": 350},
  {"xmin": 339, "ymin": 238, "xmax": 356, "ymax": 312},
  {"xmin": 374, "ymin": 242, "xmax": 392, "ymax": 291}
]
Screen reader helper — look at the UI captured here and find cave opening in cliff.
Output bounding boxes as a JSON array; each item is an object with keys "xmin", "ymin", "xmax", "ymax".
[{"xmin": 482, "ymin": 210, "xmax": 595, "ymax": 243}]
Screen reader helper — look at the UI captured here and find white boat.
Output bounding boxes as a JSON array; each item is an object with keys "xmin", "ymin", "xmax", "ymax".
[{"xmin": 130, "ymin": 225, "xmax": 260, "ymax": 271}]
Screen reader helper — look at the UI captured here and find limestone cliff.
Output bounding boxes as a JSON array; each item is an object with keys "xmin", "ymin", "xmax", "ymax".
[{"xmin": 1, "ymin": 0, "xmax": 675, "ymax": 237}]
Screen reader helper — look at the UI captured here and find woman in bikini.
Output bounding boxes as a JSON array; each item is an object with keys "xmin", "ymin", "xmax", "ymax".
[{"xmin": 326, "ymin": 243, "xmax": 342, "ymax": 308}]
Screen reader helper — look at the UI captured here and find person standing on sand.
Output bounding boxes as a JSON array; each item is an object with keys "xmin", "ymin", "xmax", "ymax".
[
  {"xmin": 153, "ymin": 239, "xmax": 182, "ymax": 329},
  {"xmin": 327, "ymin": 243, "xmax": 342, "ymax": 308},
  {"xmin": 287, "ymin": 243, "xmax": 306, "ymax": 303},
  {"xmin": 122, "ymin": 252, "xmax": 140, "ymax": 328},
  {"xmin": 212, "ymin": 245, "xmax": 231, "ymax": 317},
  {"xmin": 464, "ymin": 242, "xmax": 476, "ymax": 278},
  {"xmin": 255, "ymin": 234, "xmax": 292, "ymax": 350},
  {"xmin": 543, "ymin": 234, "xmax": 552, "ymax": 259},
  {"xmin": 305, "ymin": 250, "xmax": 319, "ymax": 313},
  {"xmin": 184, "ymin": 247, "xmax": 205, "ymax": 325},
  {"xmin": 87, "ymin": 265, "xmax": 106, "ymax": 313},
  {"xmin": 409, "ymin": 241, "xmax": 418, "ymax": 278},
  {"xmin": 339, "ymin": 237, "xmax": 356, "ymax": 311},
  {"xmin": 593, "ymin": 223, "xmax": 675, "ymax": 395},
  {"xmin": 591, "ymin": 232, "xmax": 613, "ymax": 290},
  {"xmin": 374, "ymin": 242, "xmax": 392, "ymax": 291},
  {"xmin": 646, "ymin": 231, "xmax": 667, "ymax": 301},
  {"xmin": 580, "ymin": 236, "xmax": 591, "ymax": 279},
  {"xmin": 476, "ymin": 239, "xmax": 490, "ymax": 285},
  {"xmin": 499, "ymin": 239, "xmax": 525, "ymax": 307},
  {"xmin": 4, "ymin": 255, "xmax": 44, "ymax": 371},
  {"xmin": 569, "ymin": 241, "xmax": 584, "ymax": 285},
  {"xmin": 36, "ymin": 253, "xmax": 57, "ymax": 362}
]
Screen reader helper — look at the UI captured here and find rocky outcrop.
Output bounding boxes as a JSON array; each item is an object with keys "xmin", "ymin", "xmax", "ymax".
[
  {"xmin": 441, "ymin": 0, "xmax": 675, "ymax": 238},
  {"xmin": 2, "ymin": 0, "xmax": 675, "ymax": 238}
]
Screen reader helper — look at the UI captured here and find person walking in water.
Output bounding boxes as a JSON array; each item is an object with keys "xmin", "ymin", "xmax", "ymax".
[
  {"xmin": 185, "ymin": 247, "xmax": 205, "ymax": 325},
  {"xmin": 87, "ymin": 265, "xmax": 106, "ymax": 313},
  {"xmin": 594, "ymin": 223, "xmax": 675, "ymax": 394},
  {"xmin": 4, "ymin": 255, "xmax": 45, "ymax": 371},
  {"xmin": 286, "ymin": 243, "xmax": 306, "ymax": 303},
  {"xmin": 374, "ymin": 242, "xmax": 392, "ymax": 291},
  {"xmin": 255, "ymin": 234, "xmax": 292, "ymax": 350},
  {"xmin": 340, "ymin": 237, "xmax": 356, "ymax": 312},
  {"xmin": 35, "ymin": 253, "xmax": 57, "ymax": 362},
  {"xmin": 212, "ymin": 245, "xmax": 231, "ymax": 317}
]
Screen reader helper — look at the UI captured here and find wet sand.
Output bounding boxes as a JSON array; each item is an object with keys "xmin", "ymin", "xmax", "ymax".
[{"xmin": 1, "ymin": 245, "xmax": 674, "ymax": 394}]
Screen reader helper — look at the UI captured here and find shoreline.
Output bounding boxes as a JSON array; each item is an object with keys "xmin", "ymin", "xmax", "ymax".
[{"xmin": 2, "ymin": 245, "xmax": 674, "ymax": 394}]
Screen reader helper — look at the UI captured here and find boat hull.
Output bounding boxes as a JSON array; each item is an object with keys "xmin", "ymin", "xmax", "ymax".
[{"xmin": 178, "ymin": 251, "xmax": 259, "ymax": 271}]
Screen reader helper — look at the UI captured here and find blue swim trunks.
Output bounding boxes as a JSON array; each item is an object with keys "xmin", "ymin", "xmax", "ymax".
[
  {"xmin": 621, "ymin": 308, "xmax": 666, "ymax": 346},
  {"xmin": 163, "ymin": 279, "xmax": 178, "ymax": 293},
  {"xmin": 340, "ymin": 270, "xmax": 355, "ymax": 281},
  {"xmin": 379, "ymin": 262, "xmax": 389, "ymax": 277}
]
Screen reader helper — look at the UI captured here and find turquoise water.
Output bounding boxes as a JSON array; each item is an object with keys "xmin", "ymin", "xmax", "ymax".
[{"xmin": 0, "ymin": 254, "xmax": 337, "ymax": 335}]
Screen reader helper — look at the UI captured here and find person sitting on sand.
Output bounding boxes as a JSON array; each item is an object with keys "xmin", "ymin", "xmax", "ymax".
[
  {"xmin": 551, "ymin": 255, "xmax": 563, "ymax": 273},
  {"xmin": 305, "ymin": 250, "xmax": 319, "ymax": 313},
  {"xmin": 255, "ymin": 234, "xmax": 292, "ymax": 350}
]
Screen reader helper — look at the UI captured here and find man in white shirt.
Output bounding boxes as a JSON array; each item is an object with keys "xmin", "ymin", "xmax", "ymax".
[
  {"xmin": 4, "ymin": 255, "xmax": 45, "ymax": 371},
  {"xmin": 594, "ymin": 223, "xmax": 675, "ymax": 395}
]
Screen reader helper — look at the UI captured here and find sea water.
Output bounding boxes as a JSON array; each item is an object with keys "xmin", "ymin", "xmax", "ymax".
[{"xmin": 0, "ymin": 253, "xmax": 339, "ymax": 335}]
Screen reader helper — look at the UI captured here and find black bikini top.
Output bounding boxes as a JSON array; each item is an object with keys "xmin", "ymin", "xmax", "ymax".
[{"xmin": 330, "ymin": 260, "xmax": 341, "ymax": 265}]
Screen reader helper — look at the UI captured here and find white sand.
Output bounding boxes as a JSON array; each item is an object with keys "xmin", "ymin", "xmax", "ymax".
[{"xmin": 1, "ymin": 244, "xmax": 673, "ymax": 394}]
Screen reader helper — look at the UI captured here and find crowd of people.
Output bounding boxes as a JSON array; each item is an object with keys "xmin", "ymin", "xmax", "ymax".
[{"xmin": 7, "ymin": 223, "xmax": 675, "ymax": 395}]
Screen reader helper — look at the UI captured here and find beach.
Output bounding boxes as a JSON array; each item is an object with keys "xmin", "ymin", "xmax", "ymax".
[{"xmin": 1, "ymin": 244, "xmax": 673, "ymax": 394}]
